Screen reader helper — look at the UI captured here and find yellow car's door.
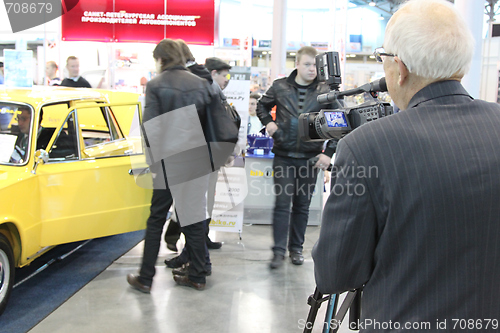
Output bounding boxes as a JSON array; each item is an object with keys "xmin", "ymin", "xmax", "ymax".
[{"xmin": 37, "ymin": 102, "xmax": 151, "ymax": 246}]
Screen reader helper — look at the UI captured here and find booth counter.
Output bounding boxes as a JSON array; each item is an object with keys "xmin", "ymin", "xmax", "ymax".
[{"xmin": 243, "ymin": 153, "xmax": 324, "ymax": 225}]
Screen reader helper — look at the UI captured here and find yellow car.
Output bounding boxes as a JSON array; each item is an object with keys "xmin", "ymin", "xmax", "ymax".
[{"xmin": 0, "ymin": 87, "xmax": 152, "ymax": 315}]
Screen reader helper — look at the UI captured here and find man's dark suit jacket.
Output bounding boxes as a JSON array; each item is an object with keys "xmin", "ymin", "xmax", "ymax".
[{"xmin": 313, "ymin": 80, "xmax": 500, "ymax": 331}]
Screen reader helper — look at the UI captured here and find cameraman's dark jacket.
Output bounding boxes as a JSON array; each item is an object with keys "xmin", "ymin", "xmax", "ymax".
[{"xmin": 257, "ymin": 69, "xmax": 337, "ymax": 159}]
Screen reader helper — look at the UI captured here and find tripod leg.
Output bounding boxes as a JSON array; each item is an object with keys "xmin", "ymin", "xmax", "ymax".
[
  {"xmin": 349, "ymin": 290, "xmax": 362, "ymax": 330},
  {"xmin": 323, "ymin": 294, "xmax": 339, "ymax": 333},
  {"xmin": 332, "ymin": 290, "xmax": 358, "ymax": 329},
  {"xmin": 304, "ymin": 287, "xmax": 329, "ymax": 333}
]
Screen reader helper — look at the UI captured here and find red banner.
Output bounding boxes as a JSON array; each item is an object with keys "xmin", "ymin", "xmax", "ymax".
[{"xmin": 61, "ymin": 0, "xmax": 214, "ymax": 45}]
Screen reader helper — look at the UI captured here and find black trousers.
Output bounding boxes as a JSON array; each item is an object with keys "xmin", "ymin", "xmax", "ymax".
[
  {"xmin": 139, "ymin": 188, "xmax": 209, "ymax": 285},
  {"xmin": 165, "ymin": 217, "xmax": 214, "ymax": 246},
  {"xmin": 271, "ymin": 155, "xmax": 318, "ymax": 256},
  {"xmin": 181, "ymin": 220, "xmax": 210, "ymax": 283},
  {"xmin": 164, "ymin": 217, "xmax": 181, "ymax": 245},
  {"xmin": 164, "ymin": 170, "xmax": 218, "ymax": 246}
]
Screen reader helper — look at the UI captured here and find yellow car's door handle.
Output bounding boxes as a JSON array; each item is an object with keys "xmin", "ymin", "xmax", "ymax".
[{"xmin": 128, "ymin": 167, "xmax": 150, "ymax": 176}]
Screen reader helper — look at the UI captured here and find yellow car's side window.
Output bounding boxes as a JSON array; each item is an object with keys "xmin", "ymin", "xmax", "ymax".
[
  {"xmin": 39, "ymin": 104, "xmax": 79, "ymax": 162},
  {"xmin": 48, "ymin": 112, "xmax": 79, "ymax": 161},
  {"xmin": 40, "ymin": 103, "xmax": 68, "ymax": 129},
  {"xmin": 77, "ymin": 103, "xmax": 133, "ymax": 159},
  {"xmin": 78, "ymin": 106, "xmax": 112, "ymax": 147}
]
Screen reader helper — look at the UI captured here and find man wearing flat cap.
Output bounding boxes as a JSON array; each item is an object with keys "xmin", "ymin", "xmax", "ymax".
[
  {"xmin": 205, "ymin": 57, "xmax": 231, "ymax": 91},
  {"xmin": 200, "ymin": 56, "xmax": 235, "ymax": 250}
]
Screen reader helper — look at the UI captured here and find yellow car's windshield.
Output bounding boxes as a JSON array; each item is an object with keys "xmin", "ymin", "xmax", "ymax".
[{"xmin": 0, "ymin": 103, "xmax": 34, "ymax": 165}]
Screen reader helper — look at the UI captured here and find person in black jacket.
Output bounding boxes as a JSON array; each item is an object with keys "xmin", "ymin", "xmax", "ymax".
[
  {"xmin": 162, "ymin": 40, "xmax": 222, "ymax": 258},
  {"xmin": 127, "ymin": 39, "xmax": 218, "ymax": 292},
  {"xmin": 179, "ymin": 40, "xmax": 213, "ymax": 84},
  {"xmin": 60, "ymin": 56, "xmax": 91, "ymax": 88},
  {"xmin": 257, "ymin": 46, "xmax": 337, "ymax": 269}
]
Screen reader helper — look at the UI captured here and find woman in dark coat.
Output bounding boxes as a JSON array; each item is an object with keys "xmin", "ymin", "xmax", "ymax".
[{"xmin": 127, "ymin": 39, "xmax": 215, "ymax": 291}]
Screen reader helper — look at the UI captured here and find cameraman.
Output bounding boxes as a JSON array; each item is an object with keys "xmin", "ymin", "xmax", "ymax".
[
  {"xmin": 257, "ymin": 46, "xmax": 337, "ymax": 269},
  {"xmin": 313, "ymin": 0, "xmax": 500, "ymax": 330}
]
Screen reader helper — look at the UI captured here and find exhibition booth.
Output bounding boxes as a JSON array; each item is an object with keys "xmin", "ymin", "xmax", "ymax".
[
  {"xmin": 3, "ymin": 0, "xmax": 491, "ymax": 234},
  {"xmin": 0, "ymin": 0, "xmax": 391, "ymax": 92},
  {"xmin": 1, "ymin": 0, "xmax": 495, "ymax": 234},
  {"xmin": 56, "ymin": 0, "xmax": 216, "ymax": 92},
  {"xmin": 1, "ymin": 2, "xmax": 497, "ymax": 330}
]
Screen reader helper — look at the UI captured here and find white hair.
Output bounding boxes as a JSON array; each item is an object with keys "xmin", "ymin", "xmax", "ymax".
[{"xmin": 384, "ymin": 0, "xmax": 474, "ymax": 79}]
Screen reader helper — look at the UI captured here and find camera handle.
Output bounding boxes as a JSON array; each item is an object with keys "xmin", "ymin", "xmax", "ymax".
[
  {"xmin": 303, "ymin": 288, "xmax": 361, "ymax": 333},
  {"xmin": 318, "ymin": 77, "xmax": 387, "ymax": 105}
]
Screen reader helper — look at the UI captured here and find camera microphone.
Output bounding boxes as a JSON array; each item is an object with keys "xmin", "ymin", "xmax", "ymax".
[
  {"xmin": 317, "ymin": 90, "xmax": 341, "ymax": 104},
  {"xmin": 317, "ymin": 77, "xmax": 387, "ymax": 104},
  {"xmin": 367, "ymin": 77, "xmax": 387, "ymax": 93}
]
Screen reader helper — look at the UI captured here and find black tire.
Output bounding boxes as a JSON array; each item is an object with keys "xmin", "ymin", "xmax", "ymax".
[{"xmin": 0, "ymin": 234, "xmax": 14, "ymax": 316}]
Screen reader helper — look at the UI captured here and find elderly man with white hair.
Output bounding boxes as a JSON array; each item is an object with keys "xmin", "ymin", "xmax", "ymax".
[{"xmin": 313, "ymin": 0, "xmax": 500, "ymax": 331}]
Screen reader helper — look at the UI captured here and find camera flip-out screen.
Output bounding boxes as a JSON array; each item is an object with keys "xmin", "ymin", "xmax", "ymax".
[{"xmin": 324, "ymin": 111, "xmax": 349, "ymax": 128}]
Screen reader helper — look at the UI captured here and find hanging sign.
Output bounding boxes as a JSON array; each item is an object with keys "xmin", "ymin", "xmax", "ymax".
[{"xmin": 61, "ymin": 0, "xmax": 214, "ymax": 44}]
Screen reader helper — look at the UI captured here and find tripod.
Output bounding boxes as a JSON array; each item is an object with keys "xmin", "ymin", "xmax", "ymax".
[{"xmin": 303, "ymin": 287, "xmax": 362, "ymax": 333}]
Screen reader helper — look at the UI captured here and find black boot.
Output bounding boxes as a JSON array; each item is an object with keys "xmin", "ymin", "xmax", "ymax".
[
  {"xmin": 206, "ymin": 235, "xmax": 222, "ymax": 249},
  {"xmin": 269, "ymin": 254, "xmax": 285, "ymax": 269}
]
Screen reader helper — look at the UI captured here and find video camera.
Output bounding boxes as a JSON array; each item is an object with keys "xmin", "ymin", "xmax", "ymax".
[{"xmin": 299, "ymin": 51, "xmax": 393, "ymax": 142}]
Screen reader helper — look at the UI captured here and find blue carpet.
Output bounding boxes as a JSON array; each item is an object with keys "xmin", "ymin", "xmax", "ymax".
[{"xmin": 0, "ymin": 230, "xmax": 144, "ymax": 333}]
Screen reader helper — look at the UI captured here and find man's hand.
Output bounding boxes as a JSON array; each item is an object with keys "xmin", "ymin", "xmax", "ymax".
[
  {"xmin": 314, "ymin": 153, "xmax": 331, "ymax": 171},
  {"xmin": 266, "ymin": 122, "xmax": 278, "ymax": 136},
  {"xmin": 324, "ymin": 170, "xmax": 330, "ymax": 184}
]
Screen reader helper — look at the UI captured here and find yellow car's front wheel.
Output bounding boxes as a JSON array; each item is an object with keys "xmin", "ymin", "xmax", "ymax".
[{"xmin": 0, "ymin": 234, "xmax": 14, "ymax": 316}]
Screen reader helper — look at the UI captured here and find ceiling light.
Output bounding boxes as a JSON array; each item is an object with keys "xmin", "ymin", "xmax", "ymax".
[
  {"xmin": 262, "ymin": 51, "xmax": 267, "ymax": 55},
  {"xmin": 369, "ymin": 1, "xmax": 376, "ymax": 6}
]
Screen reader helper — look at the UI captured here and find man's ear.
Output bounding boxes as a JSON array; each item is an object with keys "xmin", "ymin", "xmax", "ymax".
[
  {"xmin": 211, "ymin": 69, "xmax": 218, "ymax": 77},
  {"xmin": 395, "ymin": 56, "xmax": 409, "ymax": 86}
]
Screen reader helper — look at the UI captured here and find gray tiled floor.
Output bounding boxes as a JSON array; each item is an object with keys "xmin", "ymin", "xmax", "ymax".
[{"xmin": 29, "ymin": 224, "xmax": 355, "ymax": 333}]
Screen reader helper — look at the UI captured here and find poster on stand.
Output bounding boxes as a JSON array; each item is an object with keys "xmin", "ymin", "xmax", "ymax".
[
  {"xmin": 210, "ymin": 166, "xmax": 247, "ymax": 233},
  {"xmin": 4, "ymin": 50, "xmax": 33, "ymax": 88},
  {"xmin": 225, "ymin": 67, "xmax": 251, "ymax": 153}
]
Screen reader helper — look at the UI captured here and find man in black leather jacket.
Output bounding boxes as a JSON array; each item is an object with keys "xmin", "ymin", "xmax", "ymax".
[
  {"xmin": 257, "ymin": 46, "xmax": 337, "ymax": 269},
  {"xmin": 162, "ymin": 40, "xmax": 222, "ymax": 255},
  {"xmin": 127, "ymin": 39, "xmax": 218, "ymax": 292}
]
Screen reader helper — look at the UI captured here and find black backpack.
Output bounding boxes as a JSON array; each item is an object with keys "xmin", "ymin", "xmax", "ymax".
[{"xmin": 223, "ymin": 100, "xmax": 241, "ymax": 130}]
